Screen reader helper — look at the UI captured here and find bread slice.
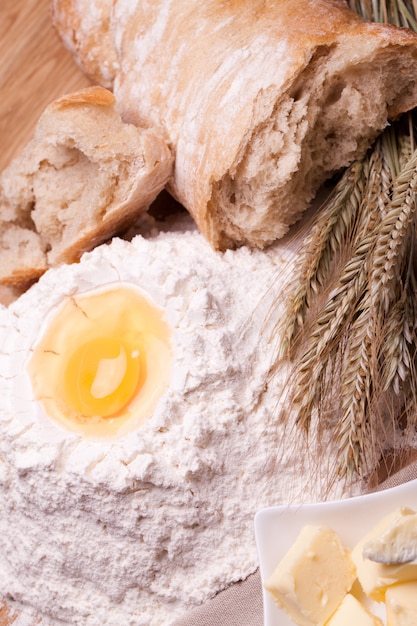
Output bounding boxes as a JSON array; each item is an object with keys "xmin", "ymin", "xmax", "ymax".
[
  {"xmin": 0, "ymin": 86, "xmax": 173, "ymax": 288},
  {"xmin": 51, "ymin": 0, "xmax": 417, "ymax": 249}
]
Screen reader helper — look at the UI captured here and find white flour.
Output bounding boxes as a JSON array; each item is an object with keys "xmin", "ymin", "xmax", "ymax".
[{"xmin": 0, "ymin": 217, "xmax": 359, "ymax": 625}]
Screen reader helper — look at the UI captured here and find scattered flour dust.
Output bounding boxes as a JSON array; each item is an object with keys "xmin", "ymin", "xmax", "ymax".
[{"xmin": 0, "ymin": 217, "xmax": 361, "ymax": 625}]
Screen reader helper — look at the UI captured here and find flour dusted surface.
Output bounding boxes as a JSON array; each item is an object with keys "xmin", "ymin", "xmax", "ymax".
[{"xmin": 0, "ymin": 222, "xmax": 358, "ymax": 625}]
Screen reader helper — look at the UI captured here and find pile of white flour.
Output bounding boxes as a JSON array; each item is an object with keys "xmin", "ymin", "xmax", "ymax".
[{"xmin": 0, "ymin": 218, "xmax": 359, "ymax": 625}]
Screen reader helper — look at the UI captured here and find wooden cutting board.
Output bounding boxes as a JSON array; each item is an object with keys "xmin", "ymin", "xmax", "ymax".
[{"xmin": 0, "ymin": 0, "xmax": 91, "ymax": 621}]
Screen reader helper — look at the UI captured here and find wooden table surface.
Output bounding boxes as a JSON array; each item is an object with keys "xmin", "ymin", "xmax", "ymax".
[
  {"xmin": 0, "ymin": 0, "xmax": 91, "ymax": 621},
  {"xmin": 0, "ymin": 0, "xmax": 91, "ymax": 171}
]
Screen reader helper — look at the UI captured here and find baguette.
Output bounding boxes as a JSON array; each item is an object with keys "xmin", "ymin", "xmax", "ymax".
[
  {"xmin": 51, "ymin": 0, "xmax": 417, "ymax": 250},
  {"xmin": 0, "ymin": 86, "xmax": 173, "ymax": 288}
]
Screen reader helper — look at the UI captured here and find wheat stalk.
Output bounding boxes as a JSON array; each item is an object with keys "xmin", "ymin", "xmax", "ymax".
[
  {"xmin": 280, "ymin": 160, "xmax": 365, "ymax": 358},
  {"xmin": 337, "ymin": 311, "xmax": 374, "ymax": 477},
  {"xmin": 279, "ymin": 0, "xmax": 417, "ymax": 479},
  {"xmin": 334, "ymin": 148, "xmax": 417, "ymax": 474},
  {"xmin": 370, "ymin": 149, "xmax": 417, "ymax": 314},
  {"xmin": 381, "ymin": 289, "xmax": 414, "ymax": 393},
  {"xmin": 349, "ymin": 0, "xmax": 417, "ymax": 27}
]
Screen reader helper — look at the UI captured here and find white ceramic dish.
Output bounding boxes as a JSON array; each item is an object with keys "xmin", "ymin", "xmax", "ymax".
[{"xmin": 254, "ymin": 477, "xmax": 417, "ymax": 626}]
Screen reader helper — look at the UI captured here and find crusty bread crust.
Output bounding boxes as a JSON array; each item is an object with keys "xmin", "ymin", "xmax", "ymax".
[
  {"xmin": 0, "ymin": 86, "xmax": 173, "ymax": 287},
  {"xmin": 51, "ymin": 0, "xmax": 118, "ymax": 88},
  {"xmin": 51, "ymin": 0, "xmax": 417, "ymax": 249}
]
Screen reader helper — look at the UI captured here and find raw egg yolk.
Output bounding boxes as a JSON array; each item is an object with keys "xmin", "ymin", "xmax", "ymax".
[
  {"xmin": 64, "ymin": 336, "xmax": 142, "ymax": 418},
  {"xmin": 27, "ymin": 285, "xmax": 172, "ymax": 438}
]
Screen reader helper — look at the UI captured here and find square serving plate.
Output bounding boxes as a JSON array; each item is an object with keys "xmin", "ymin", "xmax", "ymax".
[{"xmin": 254, "ymin": 477, "xmax": 417, "ymax": 626}]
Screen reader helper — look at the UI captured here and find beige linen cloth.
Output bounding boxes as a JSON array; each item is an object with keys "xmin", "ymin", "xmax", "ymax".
[{"xmin": 172, "ymin": 460, "xmax": 417, "ymax": 626}]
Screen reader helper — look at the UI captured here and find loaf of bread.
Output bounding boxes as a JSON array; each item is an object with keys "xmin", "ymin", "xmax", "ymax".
[
  {"xmin": 51, "ymin": 0, "xmax": 417, "ymax": 250},
  {"xmin": 0, "ymin": 86, "xmax": 173, "ymax": 287}
]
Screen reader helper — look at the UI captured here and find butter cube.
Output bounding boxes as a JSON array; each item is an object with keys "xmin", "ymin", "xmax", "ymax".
[
  {"xmin": 264, "ymin": 525, "xmax": 356, "ymax": 626},
  {"xmin": 385, "ymin": 582, "xmax": 417, "ymax": 626},
  {"xmin": 363, "ymin": 507, "xmax": 417, "ymax": 564},
  {"xmin": 352, "ymin": 508, "xmax": 417, "ymax": 602},
  {"xmin": 325, "ymin": 593, "xmax": 383, "ymax": 625}
]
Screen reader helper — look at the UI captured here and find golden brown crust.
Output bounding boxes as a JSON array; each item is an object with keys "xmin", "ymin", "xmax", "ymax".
[
  {"xmin": 52, "ymin": 85, "xmax": 115, "ymax": 107},
  {"xmin": 51, "ymin": 0, "xmax": 118, "ymax": 87},
  {"xmin": 51, "ymin": 1, "xmax": 417, "ymax": 249}
]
